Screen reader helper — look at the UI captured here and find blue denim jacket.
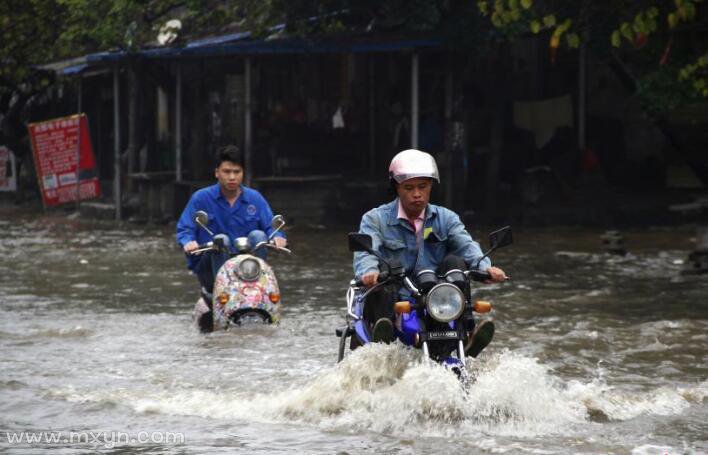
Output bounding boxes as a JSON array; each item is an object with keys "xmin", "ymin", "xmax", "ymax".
[{"xmin": 353, "ymin": 199, "xmax": 491, "ymax": 279}]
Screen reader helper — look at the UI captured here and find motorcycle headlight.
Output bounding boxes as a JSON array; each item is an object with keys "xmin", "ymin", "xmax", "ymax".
[
  {"xmin": 426, "ymin": 283, "xmax": 464, "ymax": 322},
  {"xmin": 238, "ymin": 258, "xmax": 261, "ymax": 281}
]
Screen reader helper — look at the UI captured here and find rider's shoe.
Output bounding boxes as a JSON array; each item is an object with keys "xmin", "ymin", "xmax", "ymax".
[
  {"xmin": 372, "ymin": 318, "xmax": 394, "ymax": 344},
  {"xmin": 465, "ymin": 320, "xmax": 495, "ymax": 358}
]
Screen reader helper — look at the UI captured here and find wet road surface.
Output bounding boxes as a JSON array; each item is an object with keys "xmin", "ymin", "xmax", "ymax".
[{"xmin": 0, "ymin": 213, "xmax": 706, "ymax": 454}]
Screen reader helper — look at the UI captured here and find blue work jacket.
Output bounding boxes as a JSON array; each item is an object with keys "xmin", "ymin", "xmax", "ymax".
[
  {"xmin": 176, "ymin": 184, "xmax": 285, "ymax": 270},
  {"xmin": 353, "ymin": 199, "xmax": 491, "ymax": 279}
]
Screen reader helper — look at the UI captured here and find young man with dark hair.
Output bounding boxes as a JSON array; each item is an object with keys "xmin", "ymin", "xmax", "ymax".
[{"xmin": 176, "ymin": 145, "xmax": 287, "ymax": 296}]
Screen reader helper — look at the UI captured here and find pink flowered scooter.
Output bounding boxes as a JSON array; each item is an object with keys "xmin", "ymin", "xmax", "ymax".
[{"xmin": 190, "ymin": 211, "xmax": 290, "ymax": 331}]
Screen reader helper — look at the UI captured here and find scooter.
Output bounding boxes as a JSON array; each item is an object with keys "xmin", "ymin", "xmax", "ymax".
[
  {"xmin": 335, "ymin": 226, "xmax": 512, "ymax": 377},
  {"xmin": 190, "ymin": 210, "xmax": 291, "ymax": 332}
]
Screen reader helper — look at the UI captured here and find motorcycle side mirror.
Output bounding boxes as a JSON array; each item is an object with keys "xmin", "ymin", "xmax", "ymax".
[
  {"xmin": 194, "ymin": 210, "xmax": 214, "ymax": 236},
  {"xmin": 348, "ymin": 232, "xmax": 397, "ymax": 276},
  {"xmin": 474, "ymin": 226, "xmax": 513, "ymax": 269},
  {"xmin": 268, "ymin": 214, "xmax": 286, "ymax": 240},
  {"xmin": 348, "ymin": 233, "xmax": 373, "ymax": 253},
  {"xmin": 488, "ymin": 226, "xmax": 513, "ymax": 250}
]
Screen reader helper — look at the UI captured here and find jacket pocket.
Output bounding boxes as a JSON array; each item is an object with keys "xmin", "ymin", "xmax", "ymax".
[
  {"xmin": 381, "ymin": 238, "xmax": 405, "ymax": 251},
  {"xmin": 425, "ymin": 234, "xmax": 448, "ymax": 264},
  {"xmin": 381, "ymin": 237, "xmax": 406, "ymax": 264}
]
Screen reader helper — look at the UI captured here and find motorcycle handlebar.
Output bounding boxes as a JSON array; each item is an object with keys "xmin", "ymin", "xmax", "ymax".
[
  {"xmin": 354, "ymin": 270, "xmax": 391, "ymax": 287},
  {"xmin": 355, "ymin": 269, "xmax": 497, "ymax": 286},
  {"xmin": 468, "ymin": 270, "xmax": 491, "ymax": 282}
]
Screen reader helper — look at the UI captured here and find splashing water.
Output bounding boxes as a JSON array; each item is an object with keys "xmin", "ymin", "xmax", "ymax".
[{"xmin": 53, "ymin": 343, "xmax": 705, "ymax": 447}]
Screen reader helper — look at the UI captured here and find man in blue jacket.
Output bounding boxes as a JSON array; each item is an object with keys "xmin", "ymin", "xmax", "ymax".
[
  {"xmin": 176, "ymin": 145, "xmax": 287, "ymax": 296},
  {"xmin": 353, "ymin": 149, "xmax": 506, "ymax": 357}
]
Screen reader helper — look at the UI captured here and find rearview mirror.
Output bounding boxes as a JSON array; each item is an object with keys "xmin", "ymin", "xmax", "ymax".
[
  {"xmin": 268, "ymin": 214, "xmax": 286, "ymax": 240},
  {"xmin": 195, "ymin": 210, "xmax": 209, "ymax": 227},
  {"xmin": 489, "ymin": 226, "xmax": 513, "ymax": 250},
  {"xmin": 194, "ymin": 210, "xmax": 214, "ymax": 236},
  {"xmin": 272, "ymin": 214, "xmax": 285, "ymax": 231},
  {"xmin": 348, "ymin": 233, "xmax": 373, "ymax": 253}
]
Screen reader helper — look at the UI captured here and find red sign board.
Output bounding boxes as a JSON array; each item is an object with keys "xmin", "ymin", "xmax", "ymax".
[{"xmin": 28, "ymin": 114, "xmax": 101, "ymax": 207}]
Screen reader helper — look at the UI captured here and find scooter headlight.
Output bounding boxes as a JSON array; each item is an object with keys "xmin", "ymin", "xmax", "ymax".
[
  {"xmin": 426, "ymin": 283, "xmax": 464, "ymax": 322},
  {"xmin": 238, "ymin": 258, "xmax": 261, "ymax": 281}
]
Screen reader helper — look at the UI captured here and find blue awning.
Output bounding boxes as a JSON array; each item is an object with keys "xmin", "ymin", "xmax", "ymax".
[
  {"xmin": 62, "ymin": 63, "xmax": 88, "ymax": 75},
  {"xmin": 185, "ymin": 31, "xmax": 251, "ymax": 48},
  {"xmin": 45, "ymin": 31, "xmax": 442, "ymax": 71},
  {"xmin": 179, "ymin": 37, "xmax": 440, "ymax": 57}
]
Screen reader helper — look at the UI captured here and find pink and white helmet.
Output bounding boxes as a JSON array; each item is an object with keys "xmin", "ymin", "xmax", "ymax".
[{"xmin": 388, "ymin": 149, "xmax": 440, "ymax": 183}]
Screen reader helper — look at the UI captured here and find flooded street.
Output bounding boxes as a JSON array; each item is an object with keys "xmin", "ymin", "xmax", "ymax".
[{"xmin": 1, "ymin": 212, "xmax": 706, "ymax": 454}]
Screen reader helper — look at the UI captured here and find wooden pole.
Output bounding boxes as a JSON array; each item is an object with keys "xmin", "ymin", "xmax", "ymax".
[
  {"xmin": 175, "ymin": 63, "xmax": 183, "ymax": 182},
  {"xmin": 113, "ymin": 67, "xmax": 122, "ymax": 221},
  {"xmin": 245, "ymin": 57, "xmax": 252, "ymax": 186},
  {"xmin": 444, "ymin": 72, "xmax": 453, "ymax": 208},
  {"xmin": 578, "ymin": 41, "xmax": 587, "ymax": 152},
  {"xmin": 411, "ymin": 52, "xmax": 419, "ymax": 149},
  {"xmin": 75, "ymin": 77, "xmax": 82, "ymax": 212},
  {"xmin": 368, "ymin": 56, "xmax": 376, "ymax": 176}
]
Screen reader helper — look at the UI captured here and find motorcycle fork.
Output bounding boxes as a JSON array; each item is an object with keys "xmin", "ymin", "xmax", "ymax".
[{"xmin": 457, "ymin": 340, "xmax": 466, "ymax": 367}]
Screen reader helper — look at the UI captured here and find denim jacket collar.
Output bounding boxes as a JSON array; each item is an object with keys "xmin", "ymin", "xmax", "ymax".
[{"xmin": 386, "ymin": 198, "xmax": 438, "ymax": 228}]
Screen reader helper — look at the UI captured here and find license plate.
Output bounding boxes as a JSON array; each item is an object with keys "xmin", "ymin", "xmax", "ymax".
[{"xmin": 427, "ymin": 330, "xmax": 458, "ymax": 340}]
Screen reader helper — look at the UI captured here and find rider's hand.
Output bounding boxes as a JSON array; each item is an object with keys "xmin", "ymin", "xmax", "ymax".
[
  {"xmin": 273, "ymin": 236, "xmax": 287, "ymax": 248},
  {"xmin": 485, "ymin": 266, "xmax": 508, "ymax": 283},
  {"xmin": 183, "ymin": 241, "xmax": 199, "ymax": 253},
  {"xmin": 361, "ymin": 271, "xmax": 379, "ymax": 287}
]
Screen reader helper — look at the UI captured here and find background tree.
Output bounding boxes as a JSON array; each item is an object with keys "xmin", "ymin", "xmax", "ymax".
[{"xmin": 475, "ymin": 0, "xmax": 708, "ymax": 113}]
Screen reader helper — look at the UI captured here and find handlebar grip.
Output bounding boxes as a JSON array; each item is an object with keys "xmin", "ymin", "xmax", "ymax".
[
  {"xmin": 196, "ymin": 242, "xmax": 213, "ymax": 249},
  {"xmin": 354, "ymin": 270, "xmax": 389, "ymax": 287},
  {"xmin": 470, "ymin": 270, "xmax": 491, "ymax": 282}
]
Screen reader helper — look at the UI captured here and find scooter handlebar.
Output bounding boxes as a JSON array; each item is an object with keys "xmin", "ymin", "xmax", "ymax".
[
  {"xmin": 254, "ymin": 240, "xmax": 292, "ymax": 254},
  {"xmin": 189, "ymin": 242, "xmax": 215, "ymax": 255}
]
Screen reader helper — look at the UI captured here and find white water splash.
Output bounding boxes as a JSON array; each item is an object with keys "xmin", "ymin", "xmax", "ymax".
[
  {"xmin": 54, "ymin": 346, "xmax": 705, "ymax": 441},
  {"xmin": 568, "ymin": 379, "xmax": 707, "ymax": 422}
]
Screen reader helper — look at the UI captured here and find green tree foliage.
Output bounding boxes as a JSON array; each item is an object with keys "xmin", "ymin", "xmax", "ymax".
[
  {"xmin": 237, "ymin": 0, "xmax": 443, "ymax": 36},
  {"xmin": 0, "ymin": 0, "xmax": 244, "ymax": 100},
  {"xmin": 476, "ymin": 0, "xmax": 708, "ymax": 109},
  {"xmin": 2, "ymin": 0, "xmax": 499, "ymax": 104},
  {"xmin": 0, "ymin": 0, "xmax": 63, "ymax": 94}
]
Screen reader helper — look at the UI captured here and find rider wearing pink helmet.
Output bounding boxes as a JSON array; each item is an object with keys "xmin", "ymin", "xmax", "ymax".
[
  {"xmin": 353, "ymin": 148, "xmax": 506, "ymax": 356},
  {"xmin": 388, "ymin": 148, "xmax": 440, "ymax": 184}
]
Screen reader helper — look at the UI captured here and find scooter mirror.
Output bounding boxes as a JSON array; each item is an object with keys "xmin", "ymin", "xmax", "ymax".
[
  {"xmin": 348, "ymin": 233, "xmax": 373, "ymax": 253},
  {"xmin": 271, "ymin": 215, "xmax": 285, "ymax": 231},
  {"xmin": 489, "ymin": 226, "xmax": 513, "ymax": 250},
  {"xmin": 268, "ymin": 215, "xmax": 286, "ymax": 241},
  {"xmin": 195, "ymin": 210, "xmax": 209, "ymax": 228}
]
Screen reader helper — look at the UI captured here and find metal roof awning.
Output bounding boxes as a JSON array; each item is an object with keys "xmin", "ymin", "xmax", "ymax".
[
  {"xmin": 44, "ymin": 33, "xmax": 441, "ymax": 71},
  {"xmin": 179, "ymin": 37, "xmax": 441, "ymax": 57}
]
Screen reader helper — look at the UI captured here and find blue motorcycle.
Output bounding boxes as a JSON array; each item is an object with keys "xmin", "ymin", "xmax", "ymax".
[{"xmin": 336, "ymin": 227, "xmax": 512, "ymax": 377}]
